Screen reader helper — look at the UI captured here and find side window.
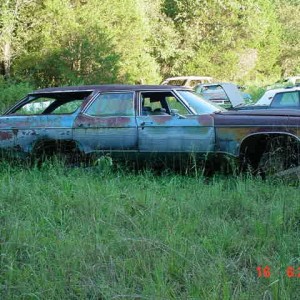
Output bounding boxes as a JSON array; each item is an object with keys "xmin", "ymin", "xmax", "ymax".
[
  {"xmin": 167, "ymin": 80, "xmax": 185, "ymax": 86},
  {"xmin": 189, "ymin": 80, "xmax": 203, "ymax": 88},
  {"xmin": 10, "ymin": 92, "xmax": 91, "ymax": 115},
  {"xmin": 140, "ymin": 92, "xmax": 189, "ymax": 116},
  {"xmin": 51, "ymin": 100, "xmax": 83, "ymax": 114},
  {"xmin": 15, "ymin": 98, "xmax": 55, "ymax": 115},
  {"xmin": 142, "ymin": 96, "xmax": 163, "ymax": 111},
  {"xmin": 272, "ymin": 91, "xmax": 299, "ymax": 107},
  {"xmin": 166, "ymin": 96, "xmax": 190, "ymax": 115},
  {"xmin": 86, "ymin": 92, "xmax": 134, "ymax": 116}
]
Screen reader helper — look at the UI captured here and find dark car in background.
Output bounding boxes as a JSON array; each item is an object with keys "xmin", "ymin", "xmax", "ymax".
[
  {"xmin": 0, "ymin": 84, "xmax": 299, "ymax": 174},
  {"xmin": 194, "ymin": 82, "xmax": 250, "ymax": 107}
]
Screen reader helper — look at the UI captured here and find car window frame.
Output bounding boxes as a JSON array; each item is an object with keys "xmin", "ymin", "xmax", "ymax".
[
  {"xmin": 137, "ymin": 90, "xmax": 194, "ymax": 116},
  {"xmin": 4, "ymin": 91, "xmax": 93, "ymax": 116},
  {"xmin": 83, "ymin": 91, "xmax": 136, "ymax": 117},
  {"xmin": 271, "ymin": 91, "xmax": 300, "ymax": 108}
]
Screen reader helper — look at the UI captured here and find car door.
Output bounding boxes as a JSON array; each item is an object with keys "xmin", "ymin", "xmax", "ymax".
[
  {"xmin": 137, "ymin": 90, "xmax": 215, "ymax": 155},
  {"xmin": 73, "ymin": 91, "xmax": 138, "ymax": 155}
]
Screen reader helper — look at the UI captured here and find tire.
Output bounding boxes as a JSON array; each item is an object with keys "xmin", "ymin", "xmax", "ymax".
[
  {"xmin": 258, "ymin": 137, "xmax": 299, "ymax": 177},
  {"xmin": 32, "ymin": 140, "xmax": 82, "ymax": 166}
]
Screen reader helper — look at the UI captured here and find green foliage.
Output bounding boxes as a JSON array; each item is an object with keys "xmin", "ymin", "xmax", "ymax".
[
  {"xmin": 161, "ymin": 0, "xmax": 282, "ymax": 83},
  {"xmin": 0, "ymin": 163, "xmax": 299, "ymax": 298},
  {"xmin": 0, "ymin": 0, "xmax": 299, "ymax": 87},
  {"xmin": 0, "ymin": 0, "xmax": 41, "ymax": 78},
  {"xmin": 15, "ymin": 30, "xmax": 120, "ymax": 87},
  {"xmin": 11, "ymin": 0, "xmax": 161, "ymax": 86},
  {"xmin": 244, "ymin": 85, "xmax": 266, "ymax": 102},
  {"xmin": 0, "ymin": 77, "xmax": 33, "ymax": 112},
  {"xmin": 275, "ymin": 0, "xmax": 300, "ymax": 76}
]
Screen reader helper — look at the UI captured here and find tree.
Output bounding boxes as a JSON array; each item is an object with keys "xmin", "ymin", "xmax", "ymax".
[
  {"xmin": 13, "ymin": 0, "xmax": 121, "ymax": 86},
  {"xmin": 161, "ymin": 0, "xmax": 282, "ymax": 83},
  {"xmin": 275, "ymin": 0, "xmax": 300, "ymax": 76},
  {"xmin": 0, "ymin": 0, "xmax": 38, "ymax": 78},
  {"xmin": 13, "ymin": 0, "xmax": 162, "ymax": 86},
  {"xmin": 82, "ymin": 0, "xmax": 161, "ymax": 84}
]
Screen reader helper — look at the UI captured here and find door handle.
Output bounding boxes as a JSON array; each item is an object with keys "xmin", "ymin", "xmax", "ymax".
[{"xmin": 140, "ymin": 121, "xmax": 153, "ymax": 126}]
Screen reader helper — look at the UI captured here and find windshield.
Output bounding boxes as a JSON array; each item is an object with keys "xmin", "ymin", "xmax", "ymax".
[{"xmin": 176, "ymin": 90, "xmax": 226, "ymax": 114}]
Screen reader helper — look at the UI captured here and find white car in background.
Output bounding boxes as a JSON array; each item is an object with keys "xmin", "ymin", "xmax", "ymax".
[{"xmin": 255, "ymin": 86, "xmax": 300, "ymax": 107}]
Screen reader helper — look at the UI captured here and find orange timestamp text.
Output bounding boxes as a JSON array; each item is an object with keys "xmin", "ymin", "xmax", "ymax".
[{"xmin": 256, "ymin": 266, "xmax": 300, "ymax": 278}]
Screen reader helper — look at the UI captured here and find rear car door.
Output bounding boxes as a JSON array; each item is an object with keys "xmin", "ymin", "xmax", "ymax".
[{"xmin": 73, "ymin": 91, "xmax": 138, "ymax": 155}]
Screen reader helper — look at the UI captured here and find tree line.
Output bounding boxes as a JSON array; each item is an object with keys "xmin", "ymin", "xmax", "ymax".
[{"xmin": 0, "ymin": 0, "xmax": 299, "ymax": 88}]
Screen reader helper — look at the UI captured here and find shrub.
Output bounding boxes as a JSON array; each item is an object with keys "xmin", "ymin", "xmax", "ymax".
[{"xmin": 0, "ymin": 77, "xmax": 34, "ymax": 113}]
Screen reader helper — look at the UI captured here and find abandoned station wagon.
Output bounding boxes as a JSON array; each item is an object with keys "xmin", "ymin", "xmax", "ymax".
[{"xmin": 0, "ymin": 85, "xmax": 299, "ymax": 173}]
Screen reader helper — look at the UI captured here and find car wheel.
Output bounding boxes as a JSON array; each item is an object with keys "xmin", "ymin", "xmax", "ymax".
[{"xmin": 258, "ymin": 137, "xmax": 299, "ymax": 177}]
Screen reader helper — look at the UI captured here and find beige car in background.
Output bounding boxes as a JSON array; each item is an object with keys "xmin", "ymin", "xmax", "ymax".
[{"xmin": 161, "ymin": 76, "xmax": 214, "ymax": 88}]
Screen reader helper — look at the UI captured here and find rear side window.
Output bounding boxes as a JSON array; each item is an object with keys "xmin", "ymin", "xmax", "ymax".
[
  {"xmin": 16, "ymin": 98, "xmax": 55, "ymax": 115},
  {"xmin": 271, "ymin": 91, "xmax": 299, "ymax": 107},
  {"xmin": 166, "ymin": 80, "xmax": 186, "ymax": 86},
  {"xmin": 86, "ymin": 92, "xmax": 134, "ymax": 116},
  {"xmin": 9, "ymin": 91, "xmax": 90, "ymax": 115}
]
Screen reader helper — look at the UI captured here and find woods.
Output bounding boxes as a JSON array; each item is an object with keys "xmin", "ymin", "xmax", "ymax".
[{"xmin": 0, "ymin": 0, "xmax": 299, "ymax": 88}]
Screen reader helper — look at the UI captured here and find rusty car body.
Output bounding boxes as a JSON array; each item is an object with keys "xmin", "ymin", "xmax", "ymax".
[{"xmin": 0, "ymin": 84, "xmax": 299, "ymax": 173}]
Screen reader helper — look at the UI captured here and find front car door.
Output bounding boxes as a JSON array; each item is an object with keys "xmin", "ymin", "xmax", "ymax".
[
  {"xmin": 73, "ymin": 91, "xmax": 138, "ymax": 157},
  {"xmin": 136, "ymin": 90, "xmax": 215, "ymax": 158}
]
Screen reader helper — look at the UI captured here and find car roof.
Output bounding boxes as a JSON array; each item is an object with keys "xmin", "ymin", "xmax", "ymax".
[
  {"xmin": 31, "ymin": 84, "xmax": 191, "ymax": 94},
  {"xmin": 162, "ymin": 76, "xmax": 213, "ymax": 81},
  {"xmin": 274, "ymin": 86, "xmax": 300, "ymax": 92},
  {"xmin": 265, "ymin": 86, "xmax": 300, "ymax": 94}
]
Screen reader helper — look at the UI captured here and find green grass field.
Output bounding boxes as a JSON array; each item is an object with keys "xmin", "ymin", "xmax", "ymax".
[{"xmin": 0, "ymin": 161, "xmax": 299, "ymax": 299}]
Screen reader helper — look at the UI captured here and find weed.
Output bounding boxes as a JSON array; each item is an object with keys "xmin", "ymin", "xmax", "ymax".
[{"xmin": 0, "ymin": 162, "xmax": 299, "ymax": 299}]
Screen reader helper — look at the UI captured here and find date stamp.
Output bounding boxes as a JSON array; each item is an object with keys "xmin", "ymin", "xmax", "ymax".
[{"xmin": 256, "ymin": 266, "xmax": 300, "ymax": 278}]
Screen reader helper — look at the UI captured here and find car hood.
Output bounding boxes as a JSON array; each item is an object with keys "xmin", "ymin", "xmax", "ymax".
[
  {"xmin": 217, "ymin": 108, "xmax": 300, "ymax": 117},
  {"xmin": 213, "ymin": 83, "xmax": 245, "ymax": 107}
]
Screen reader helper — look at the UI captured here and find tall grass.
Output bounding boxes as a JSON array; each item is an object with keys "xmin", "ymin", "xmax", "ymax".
[{"xmin": 0, "ymin": 162, "xmax": 299, "ymax": 299}]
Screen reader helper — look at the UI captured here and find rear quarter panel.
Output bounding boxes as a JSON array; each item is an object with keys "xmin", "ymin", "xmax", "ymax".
[{"xmin": 213, "ymin": 113, "xmax": 300, "ymax": 157}]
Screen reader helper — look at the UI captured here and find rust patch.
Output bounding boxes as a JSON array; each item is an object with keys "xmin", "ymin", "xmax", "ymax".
[
  {"xmin": 75, "ymin": 115, "xmax": 131, "ymax": 127},
  {"xmin": 151, "ymin": 115, "xmax": 172, "ymax": 124},
  {"xmin": 197, "ymin": 114, "xmax": 214, "ymax": 126},
  {"xmin": 217, "ymin": 126, "xmax": 298, "ymax": 144},
  {"xmin": 0, "ymin": 131, "xmax": 13, "ymax": 140}
]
